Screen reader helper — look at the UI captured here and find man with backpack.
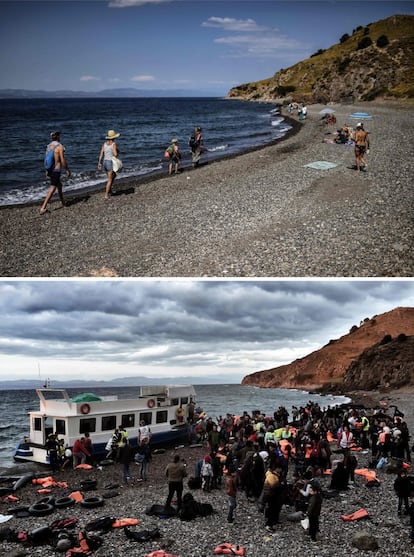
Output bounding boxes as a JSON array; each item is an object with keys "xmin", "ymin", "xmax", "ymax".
[
  {"xmin": 189, "ymin": 126, "xmax": 204, "ymax": 168},
  {"xmin": 40, "ymin": 131, "xmax": 71, "ymax": 215}
]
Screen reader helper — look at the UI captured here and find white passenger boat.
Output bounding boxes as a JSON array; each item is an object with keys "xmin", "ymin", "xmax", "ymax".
[{"xmin": 13, "ymin": 385, "xmax": 197, "ymax": 464}]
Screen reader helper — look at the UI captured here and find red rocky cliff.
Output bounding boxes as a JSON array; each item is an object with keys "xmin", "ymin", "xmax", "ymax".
[{"xmin": 241, "ymin": 307, "xmax": 414, "ymax": 391}]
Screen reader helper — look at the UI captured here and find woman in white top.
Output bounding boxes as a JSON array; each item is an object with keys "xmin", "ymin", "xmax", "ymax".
[{"xmin": 98, "ymin": 129, "xmax": 120, "ymax": 199}]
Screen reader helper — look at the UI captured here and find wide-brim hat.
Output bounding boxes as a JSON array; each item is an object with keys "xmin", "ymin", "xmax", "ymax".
[{"xmin": 106, "ymin": 130, "xmax": 120, "ymax": 139}]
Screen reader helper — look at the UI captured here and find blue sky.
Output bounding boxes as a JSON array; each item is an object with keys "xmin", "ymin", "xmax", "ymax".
[
  {"xmin": 0, "ymin": 280, "xmax": 413, "ymax": 382},
  {"xmin": 0, "ymin": 1, "xmax": 412, "ymax": 95}
]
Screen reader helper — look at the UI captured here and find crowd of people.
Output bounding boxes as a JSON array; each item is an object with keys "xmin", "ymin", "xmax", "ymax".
[
  {"xmin": 40, "ymin": 126, "xmax": 205, "ymax": 214},
  {"xmin": 183, "ymin": 400, "xmax": 414, "ymax": 543},
  {"xmin": 46, "ymin": 399, "xmax": 414, "ymax": 545}
]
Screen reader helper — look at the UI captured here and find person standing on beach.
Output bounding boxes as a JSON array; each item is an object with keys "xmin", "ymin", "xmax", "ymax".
[
  {"xmin": 307, "ymin": 480, "xmax": 323, "ymax": 542},
  {"xmin": 189, "ymin": 126, "xmax": 204, "ymax": 168},
  {"xmin": 224, "ymin": 465, "xmax": 238, "ymax": 523},
  {"xmin": 165, "ymin": 453, "xmax": 187, "ymax": 511},
  {"xmin": 98, "ymin": 129, "xmax": 120, "ymax": 199},
  {"xmin": 353, "ymin": 122, "xmax": 370, "ymax": 172},
  {"xmin": 164, "ymin": 138, "xmax": 181, "ymax": 175},
  {"xmin": 40, "ymin": 131, "xmax": 70, "ymax": 215},
  {"xmin": 118, "ymin": 437, "xmax": 133, "ymax": 484}
]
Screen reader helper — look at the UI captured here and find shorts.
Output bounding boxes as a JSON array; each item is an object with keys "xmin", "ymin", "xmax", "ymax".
[
  {"xmin": 356, "ymin": 145, "xmax": 366, "ymax": 154},
  {"xmin": 103, "ymin": 159, "xmax": 113, "ymax": 172},
  {"xmin": 47, "ymin": 170, "xmax": 61, "ymax": 187}
]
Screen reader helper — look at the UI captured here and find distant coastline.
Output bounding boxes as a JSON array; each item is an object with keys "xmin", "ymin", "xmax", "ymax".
[{"xmin": 0, "ymin": 88, "xmax": 221, "ymax": 99}]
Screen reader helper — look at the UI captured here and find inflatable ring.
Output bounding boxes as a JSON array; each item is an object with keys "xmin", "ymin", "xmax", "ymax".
[
  {"xmin": 80, "ymin": 403, "xmax": 91, "ymax": 415},
  {"xmin": 7, "ymin": 505, "xmax": 30, "ymax": 515},
  {"xmin": 147, "ymin": 398, "xmax": 155, "ymax": 409},
  {"xmin": 81, "ymin": 479, "xmax": 97, "ymax": 491},
  {"xmin": 55, "ymin": 496, "xmax": 76, "ymax": 509},
  {"xmin": 81, "ymin": 496, "xmax": 104, "ymax": 509},
  {"xmin": 29, "ymin": 502, "xmax": 55, "ymax": 516},
  {"xmin": 36, "ymin": 495, "xmax": 55, "ymax": 507}
]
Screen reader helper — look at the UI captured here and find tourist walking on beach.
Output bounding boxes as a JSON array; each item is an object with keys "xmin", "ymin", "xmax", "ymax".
[
  {"xmin": 164, "ymin": 138, "xmax": 182, "ymax": 175},
  {"xmin": 353, "ymin": 122, "xmax": 370, "ymax": 172},
  {"xmin": 40, "ymin": 131, "xmax": 71, "ymax": 215},
  {"xmin": 98, "ymin": 129, "xmax": 120, "ymax": 199},
  {"xmin": 189, "ymin": 126, "xmax": 204, "ymax": 168},
  {"xmin": 165, "ymin": 453, "xmax": 187, "ymax": 511}
]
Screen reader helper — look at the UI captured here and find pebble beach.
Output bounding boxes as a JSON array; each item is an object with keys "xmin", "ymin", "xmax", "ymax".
[
  {"xmin": 1, "ymin": 102, "xmax": 413, "ymax": 277},
  {"xmin": 1, "ymin": 389, "xmax": 413, "ymax": 557}
]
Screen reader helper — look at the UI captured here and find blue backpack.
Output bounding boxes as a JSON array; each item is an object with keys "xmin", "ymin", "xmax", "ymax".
[{"xmin": 44, "ymin": 143, "xmax": 59, "ymax": 170}]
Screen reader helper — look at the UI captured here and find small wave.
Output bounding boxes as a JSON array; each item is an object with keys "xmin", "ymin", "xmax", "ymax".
[
  {"xmin": 271, "ymin": 117, "xmax": 284, "ymax": 126},
  {"xmin": 208, "ymin": 145, "xmax": 228, "ymax": 152}
]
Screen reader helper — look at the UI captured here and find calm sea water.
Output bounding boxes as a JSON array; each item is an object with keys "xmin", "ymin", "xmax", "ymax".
[
  {"xmin": 0, "ymin": 384, "xmax": 349, "ymax": 469},
  {"xmin": 0, "ymin": 97, "xmax": 291, "ymax": 206}
]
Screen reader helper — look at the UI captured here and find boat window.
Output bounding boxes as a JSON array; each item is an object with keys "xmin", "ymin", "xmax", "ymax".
[
  {"xmin": 102, "ymin": 416, "xmax": 117, "ymax": 431},
  {"xmin": 80, "ymin": 418, "xmax": 96, "ymax": 434},
  {"xmin": 171, "ymin": 398, "xmax": 179, "ymax": 406},
  {"xmin": 121, "ymin": 414, "xmax": 135, "ymax": 428},
  {"xmin": 139, "ymin": 412, "xmax": 152, "ymax": 425},
  {"xmin": 156, "ymin": 410, "xmax": 168, "ymax": 424},
  {"xmin": 181, "ymin": 397, "xmax": 189, "ymax": 405},
  {"xmin": 55, "ymin": 419, "xmax": 66, "ymax": 435},
  {"xmin": 34, "ymin": 417, "xmax": 42, "ymax": 431}
]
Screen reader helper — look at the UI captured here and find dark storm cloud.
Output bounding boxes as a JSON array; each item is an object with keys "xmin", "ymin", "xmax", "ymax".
[{"xmin": 0, "ymin": 280, "xmax": 413, "ymax": 371}]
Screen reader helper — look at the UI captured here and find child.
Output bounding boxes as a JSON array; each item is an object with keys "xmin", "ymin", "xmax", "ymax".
[
  {"xmin": 224, "ymin": 465, "xmax": 238, "ymax": 523},
  {"xmin": 201, "ymin": 454, "xmax": 213, "ymax": 492},
  {"xmin": 394, "ymin": 469, "xmax": 411, "ymax": 515},
  {"xmin": 164, "ymin": 138, "xmax": 181, "ymax": 175},
  {"xmin": 307, "ymin": 480, "xmax": 322, "ymax": 542}
]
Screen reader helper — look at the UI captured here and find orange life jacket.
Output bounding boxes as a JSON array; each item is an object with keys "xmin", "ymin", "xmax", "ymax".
[
  {"xmin": 69, "ymin": 490, "xmax": 84, "ymax": 502},
  {"xmin": 112, "ymin": 518, "xmax": 139, "ymax": 528},
  {"xmin": 145, "ymin": 552, "xmax": 178, "ymax": 557},
  {"xmin": 340, "ymin": 508, "xmax": 369, "ymax": 521},
  {"xmin": 214, "ymin": 543, "xmax": 246, "ymax": 555}
]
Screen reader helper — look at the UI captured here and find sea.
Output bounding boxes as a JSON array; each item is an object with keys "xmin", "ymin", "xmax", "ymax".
[
  {"xmin": 0, "ymin": 384, "xmax": 350, "ymax": 470},
  {"xmin": 0, "ymin": 97, "xmax": 292, "ymax": 207}
]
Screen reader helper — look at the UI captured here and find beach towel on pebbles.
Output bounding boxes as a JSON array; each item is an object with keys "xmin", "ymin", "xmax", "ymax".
[{"xmin": 305, "ymin": 161, "xmax": 338, "ymax": 170}]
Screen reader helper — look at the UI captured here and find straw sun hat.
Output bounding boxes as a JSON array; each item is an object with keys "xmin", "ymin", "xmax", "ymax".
[{"xmin": 106, "ymin": 130, "xmax": 120, "ymax": 139}]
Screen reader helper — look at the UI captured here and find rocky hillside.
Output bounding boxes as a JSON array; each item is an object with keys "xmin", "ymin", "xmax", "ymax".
[
  {"xmin": 343, "ymin": 334, "xmax": 414, "ymax": 391},
  {"xmin": 227, "ymin": 14, "xmax": 414, "ymax": 103},
  {"xmin": 241, "ymin": 307, "xmax": 414, "ymax": 391}
]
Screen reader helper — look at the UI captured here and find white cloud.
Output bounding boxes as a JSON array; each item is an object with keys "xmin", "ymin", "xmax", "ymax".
[
  {"xmin": 214, "ymin": 34, "xmax": 308, "ymax": 58},
  {"xmin": 202, "ymin": 17, "xmax": 265, "ymax": 32},
  {"xmin": 131, "ymin": 75, "xmax": 155, "ymax": 82},
  {"xmin": 80, "ymin": 75, "xmax": 101, "ymax": 82},
  {"xmin": 109, "ymin": 0, "xmax": 171, "ymax": 7}
]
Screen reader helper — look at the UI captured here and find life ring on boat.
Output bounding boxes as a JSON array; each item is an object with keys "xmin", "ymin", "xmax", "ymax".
[
  {"xmin": 80, "ymin": 403, "xmax": 91, "ymax": 415},
  {"xmin": 176, "ymin": 407, "xmax": 185, "ymax": 422},
  {"xmin": 147, "ymin": 399, "xmax": 156, "ymax": 409}
]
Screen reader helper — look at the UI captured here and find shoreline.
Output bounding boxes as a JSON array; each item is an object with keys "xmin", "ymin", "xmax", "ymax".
[
  {"xmin": 0, "ymin": 114, "xmax": 302, "ymax": 211},
  {"xmin": 1, "ymin": 102, "xmax": 413, "ymax": 276}
]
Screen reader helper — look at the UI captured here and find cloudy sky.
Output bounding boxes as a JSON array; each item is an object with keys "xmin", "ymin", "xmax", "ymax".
[
  {"xmin": 0, "ymin": 1, "xmax": 411, "ymax": 95},
  {"xmin": 0, "ymin": 280, "xmax": 413, "ymax": 383}
]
